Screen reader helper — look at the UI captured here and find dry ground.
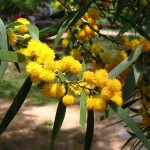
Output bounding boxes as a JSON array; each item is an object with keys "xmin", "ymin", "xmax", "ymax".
[{"xmin": 0, "ymin": 98, "xmax": 134, "ymax": 150}]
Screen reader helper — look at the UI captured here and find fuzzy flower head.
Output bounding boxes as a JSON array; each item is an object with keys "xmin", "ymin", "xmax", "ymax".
[
  {"xmin": 41, "ymin": 83, "xmax": 66, "ymax": 98},
  {"xmin": 70, "ymin": 49, "xmax": 81, "ymax": 60},
  {"xmin": 15, "ymin": 18, "xmax": 30, "ymax": 33},
  {"xmin": 101, "ymin": 51, "xmax": 112, "ymax": 64},
  {"xmin": 129, "ymin": 39, "xmax": 140, "ymax": 51},
  {"xmin": 111, "ymin": 91, "xmax": 123, "ymax": 107},
  {"xmin": 94, "ymin": 69, "xmax": 109, "ymax": 88},
  {"xmin": 62, "ymin": 94, "xmax": 75, "ymax": 106},
  {"xmin": 83, "ymin": 71, "xmax": 95, "ymax": 84},
  {"xmin": 87, "ymin": 96, "xmax": 106, "ymax": 111},
  {"xmin": 90, "ymin": 42, "xmax": 102, "ymax": 54},
  {"xmin": 7, "ymin": 30, "xmax": 17, "ymax": 46}
]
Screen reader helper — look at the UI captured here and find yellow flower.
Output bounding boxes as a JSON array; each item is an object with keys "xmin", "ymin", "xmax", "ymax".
[
  {"xmin": 7, "ymin": 30, "xmax": 17, "ymax": 46},
  {"xmin": 62, "ymin": 94, "xmax": 75, "ymax": 106},
  {"xmin": 62, "ymin": 38, "xmax": 69, "ymax": 48},
  {"xmin": 87, "ymin": 96, "xmax": 106, "ymax": 111},
  {"xmin": 70, "ymin": 49, "xmax": 81, "ymax": 60},
  {"xmin": 101, "ymin": 1, "xmax": 113, "ymax": 7},
  {"xmin": 90, "ymin": 42, "xmax": 102, "ymax": 54},
  {"xmin": 88, "ymin": 7, "xmax": 100, "ymax": 20},
  {"xmin": 101, "ymin": 51, "xmax": 112, "ymax": 63},
  {"xmin": 111, "ymin": 91, "xmax": 123, "ymax": 107},
  {"xmin": 95, "ymin": 69, "xmax": 109, "ymax": 88},
  {"xmin": 120, "ymin": 35, "xmax": 130, "ymax": 47},
  {"xmin": 139, "ymin": 37, "xmax": 150, "ymax": 52},
  {"xmin": 115, "ymin": 50, "xmax": 127, "ymax": 62},
  {"xmin": 106, "ymin": 78, "xmax": 122, "ymax": 93},
  {"xmin": 101, "ymin": 87, "xmax": 114, "ymax": 100},
  {"xmin": 130, "ymin": 39, "xmax": 140, "ymax": 51},
  {"xmin": 83, "ymin": 71, "xmax": 95, "ymax": 84},
  {"xmin": 77, "ymin": 29, "xmax": 86, "ymax": 41},
  {"xmin": 23, "ymin": 34, "xmax": 30, "ymax": 39},
  {"xmin": 41, "ymin": 83, "xmax": 66, "ymax": 98},
  {"xmin": 94, "ymin": 98, "xmax": 106, "ymax": 111},
  {"xmin": 15, "ymin": 18, "xmax": 30, "ymax": 33},
  {"xmin": 58, "ymin": 56, "xmax": 82, "ymax": 74}
]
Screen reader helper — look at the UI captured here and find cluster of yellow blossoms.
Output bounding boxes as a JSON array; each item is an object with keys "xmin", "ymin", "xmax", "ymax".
[
  {"xmin": 83, "ymin": 69, "xmax": 123, "ymax": 111},
  {"xmin": 121, "ymin": 35, "xmax": 150, "ymax": 52}
]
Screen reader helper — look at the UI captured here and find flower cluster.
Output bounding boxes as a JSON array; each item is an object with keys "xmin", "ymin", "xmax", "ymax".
[{"xmin": 83, "ymin": 69, "xmax": 123, "ymax": 111}]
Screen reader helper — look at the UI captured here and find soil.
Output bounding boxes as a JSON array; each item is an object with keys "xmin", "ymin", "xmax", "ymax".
[{"xmin": 0, "ymin": 98, "xmax": 134, "ymax": 150}]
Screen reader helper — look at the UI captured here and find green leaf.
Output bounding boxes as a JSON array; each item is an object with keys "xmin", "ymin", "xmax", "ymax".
[
  {"xmin": 39, "ymin": 20, "xmax": 64, "ymax": 40},
  {"xmin": 50, "ymin": 100, "xmax": 66, "ymax": 150},
  {"xmin": 122, "ymin": 59, "xmax": 142, "ymax": 101},
  {"xmin": 108, "ymin": 101, "xmax": 150, "ymax": 150},
  {"xmin": 77, "ymin": 59, "xmax": 87, "ymax": 80},
  {"xmin": 119, "ymin": 6, "xmax": 143, "ymax": 34},
  {"xmin": 0, "ymin": 50, "xmax": 28, "ymax": 62},
  {"xmin": 0, "ymin": 18, "xmax": 8, "ymax": 79},
  {"xmin": 118, "ymin": 15, "xmax": 150, "ymax": 40},
  {"xmin": 27, "ymin": 24, "xmax": 39, "ymax": 41},
  {"xmin": 109, "ymin": 45, "xmax": 142, "ymax": 78},
  {"xmin": 0, "ymin": 76, "xmax": 32, "ymax": 134},
  {"xmin": 99, "ymin": 109, "xmax": 114, "ymax": 121},
  {"xmin": 57, "ymin": 70, "xmax": 67, "ymax": 82},
  {"xmin": 6, "ymin": 21, "xmax": 22, "ymax": 29},
  {"xmin": 80, "ymin": 89, "xmax": 87, "ymax": 127},
  {"xmin": 84, "ymin": 110, "xmax": 94, "ymax": 150},
  {"xmin": 53, "ymin": 2, "xmax": 92, "ymax": 49}
]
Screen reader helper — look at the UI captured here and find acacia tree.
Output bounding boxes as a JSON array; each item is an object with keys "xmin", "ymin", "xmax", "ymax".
[{"xmin": 0, "ymin": 0, "xmax": 150, "ymax": 149}]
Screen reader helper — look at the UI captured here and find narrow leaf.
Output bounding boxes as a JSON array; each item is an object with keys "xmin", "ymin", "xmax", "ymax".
[
  {"xmin": 80, "ymin": 89, "xmax": 87, "ymax": 127},
  {"xmin": 50, "ymin": 100, "xmax": 66, "ymax": 150},
  {"xmin": 108, "ymin": 101, "xmax": 150, "ymax": 150},
  {"xmin": 57, "ymin": 70, "xmax": 68, "ymax": 82},
  {"xmin": 0, "ymin": 50, "xmax": 28, "ymax": 62},
  {"xmin": 77, "ymin": 59, "xmax": 87, "ymax": 80},
  {"xmin": 6, "ymin": 22, "xmax": 22, "ymax": 29},
  {"xmin": 84, "ymin": 110, "xmax": 94, "ymax": 150},
  {"xmin": 0, "ymin": 18, "xmax": 8, "ymax": 79},
  {"xmin": 123, "ymin": 59, "xmax": 142, "ymax": 101},
  {"xmin": 109, "ymin": 45, "xmax": 142, "ymax": 78},
  {"xmin": 53, "ymin": 2, "xmax": 92, "ymax": 49},
  {"xmin": 0, "ymin": 76, "xmax": 32, "ymax": 134},
  {"xmin": 27, "ymin": 24, "xmax": 39, "ymax": 41}
]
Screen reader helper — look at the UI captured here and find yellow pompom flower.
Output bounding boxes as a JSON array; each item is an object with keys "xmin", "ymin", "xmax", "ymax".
[
  {"xmin": 139, "ymin": 37, "xmax": 150, "ymax": 52},
  {"xmin": 87, "ymin": 96, "xmax": 95, "ymax": 110},
  {"xmin": 106, "ymin": 78, "xmax": 122, "ymax": 93},
  {"xmin": 83, "ymin": 71, "xmax": 95, "ymax": 84},
  {"xmin": 69, "ymin": 60, "xmax": 82, "ymax": 74},
  {"xmin": 130, "ymin": 39, "xmax": 140, "ymax": 51},
  {"xmin": 41, "ymin": 83, "xmax": 66, "ymax": 98},
  {"xmin": 95, "ymin": 69, "xmax": 109, "ymax": 88},
  {"xmin": 7, "ymin": 30, "xmax": 17, "ymax": 46},
  {"xmin": 115, "ymin": 50, "xmax": 127, "ymax": 62},
  {"xmin": 111, "ymin": 91, "xmax": 123, "ymax": 107},
  {"xmin": 77, "ymin": 29, "xmax": 86, "ymax": 41},
  {"xmin": 87, "ymin": 96, "xmax": 106, "ymax": 111},
  {"xmin": 62, "ymin": 94, "xmax": 75, "ymax": 106},
  {"xmin": 70, "ymin": 49, "xmax": 81, "ymax": 60},
  {"xmin": 90, "ymin": 42, "xmax": 102, "ymax": 54},
  {"xmin": 62, "ymin": 38, "xmax": 69, "ymax": 48},
  {"xmin": 94, "ymin": 98, "xmax": 106, "ymax": 111},
  {"xmin": 120, "ymin": 35, "xmax": 130, "ymax": 47},
  {"xmin": 15, "ymin": 18, "xmax": 30, "ymax": 33},
  {"xmin": 39, "ymin": 69, "xmax": 55, "ymax": 82},
  {"xmin": 101, "ymin": 51, "xmax": 112, "ymax": 63},
  {"xmin": 26, "ymin": 61, "xmax": 43, "ymax": 82},
  {"xmin": 101, "ymin": 87, "xmax": 114, "ymax": 100},
  {"xmin": 88, "ymin": 7, "xmax": 100, "ymax": 20}
]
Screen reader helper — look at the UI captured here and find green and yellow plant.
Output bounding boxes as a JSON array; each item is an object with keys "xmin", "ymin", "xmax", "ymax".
[{"xmin": 0, "ymin": 0, "xmax": 150, "ymax": 149}]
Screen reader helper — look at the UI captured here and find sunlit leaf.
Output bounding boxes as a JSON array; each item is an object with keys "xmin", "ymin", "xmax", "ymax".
[
  {"xmin": 53, "ymin": 2, "xmax": 92, "ymax": 49},
  {"xmin": 109, "ymin": 45, "xmax": 142, "ymax": 78},
  {"xmin": 80, "ymin": 89, "xmax": 87, "ymax": 127},
  {"xmin": 0, "ymin": 50, "xmax": 28, "ymax": 62},
  {"xmin": 122, "ymin": 59, "xmax": 142, "ymax": 101},
  {"xmin": 108, "ymin": 101, "xmax": 150, "ymax": 150},
  {"xmin": 0, "ymin": 18, "xmax": 8, "ymax": 79},
  {"xmin": 27, "ymin": 24, "xmax": 39, "ymax": 41},
  {"xmin": 0, "ymin": 76, "xmax": 32, "ymax": 134}
]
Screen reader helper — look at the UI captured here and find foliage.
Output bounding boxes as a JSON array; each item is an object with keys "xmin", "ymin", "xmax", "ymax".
[{"xmin": 0, "ymin": 0, "xmax": 150, "ymax": 149}]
